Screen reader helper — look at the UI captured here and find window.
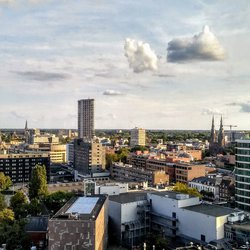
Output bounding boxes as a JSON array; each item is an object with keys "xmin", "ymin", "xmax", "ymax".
[{"xmin": 201, "ymin": 234, "xmax": 206, "ymax": 242}]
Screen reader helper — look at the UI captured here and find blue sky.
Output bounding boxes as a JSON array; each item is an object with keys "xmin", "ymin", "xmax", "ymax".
[{"xmin": 0, "ymin": 0, "xmax": 250, "ymax": 129}]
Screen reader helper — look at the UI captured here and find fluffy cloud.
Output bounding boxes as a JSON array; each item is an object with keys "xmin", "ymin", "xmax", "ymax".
[
  {"xmin": 103, "ymin": 90, "xmax": 123, "ymax": 96},
  {"xmin": 124, "ymin": 38, "xmax": 158, "ymax": 73},
  {"xmin": 13, "ymin": 71, "xmax": 70, "ymax": 81},
  {"xmin": 167, "ymin": 26, "xmax": 226, "ymax": 62},
  {"xmin": 202, "ymin": 108, "xmax": 222, "ymax": 115}
]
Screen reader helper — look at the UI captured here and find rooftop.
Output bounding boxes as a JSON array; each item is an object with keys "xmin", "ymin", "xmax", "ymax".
[
  {"xmin": 109, "ymin": 191, "xmax": 148, "ymax": 204},
  {"xmin": 150, "ymin": 191, "xmax": 196, "ymax": 200},
  {"xmin": 184, "ymin": 204, "xmax": 234, "ymax": 217},
  {"xmin": 52, "ymin": 195, "xmax": 107, "ymax": 221}
]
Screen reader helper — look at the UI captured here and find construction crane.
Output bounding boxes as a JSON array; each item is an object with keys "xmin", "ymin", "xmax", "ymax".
[{"xmin": 224, "ymin": 125, "xmax": 238, "ymax": 142}]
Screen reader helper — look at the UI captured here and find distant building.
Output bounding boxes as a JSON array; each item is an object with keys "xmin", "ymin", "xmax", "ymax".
[
  {"xmin": 28, "ymin": 144, "xmax": 67, "ymax": 163},
  {"xmin": 175, "ymin": 163, "xmax": 206, "ymax": 184},
  {"xmin": 189, "ymin": 176, "xmax": 220, "ymax": 199},
  {"xmin": 235, "ymin": 139, "xmax": 250, "ymax": 212},
  {"xmin": 78, "ymin": 99, "xmax": 94, "ymax": 140},
  {"xmin": 111, "ymin": 162, "xmax": 169, "ymax": 186},
  {"xmin": 48, "ymin": 195, "xmax": 108, "ymax": 250},
  {"xmin": 130, "ymin": 127, "xmax": 146, "ymax": 148},
  {"xmin": 0, "ymin": 152, "xmax": 50, "ymax": 183},
  {"xmin": 74, "ymin": 139, "xmax": 106, "ymax": 175}
]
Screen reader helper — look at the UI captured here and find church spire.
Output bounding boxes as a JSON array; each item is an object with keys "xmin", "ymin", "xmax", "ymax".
[
  {"xmin": 210, "ymin": 115, "xmax": 216, "ymax": 144},
  {"xmin": 218, "ymin": 115, "xmax": 225, "ymax": 147},
  {"xmin": 25, "ymin": 120, "xmax": 28, "ymax": 131}
]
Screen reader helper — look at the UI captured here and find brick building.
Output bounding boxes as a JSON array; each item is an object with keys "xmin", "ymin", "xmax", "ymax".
[{"xmin": 48, "ymin": 195, "xmax": 108, "ymax": 250}]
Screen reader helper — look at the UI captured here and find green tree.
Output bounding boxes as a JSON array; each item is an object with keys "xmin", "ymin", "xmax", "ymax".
[
  {"xmin": 106, "ymin": 152, "xmax": 119, "ymax": 168},
  {"xmin": 10, "ymin": 191, "xmax": 28, "ymax": 219},
  {"xmin": 44, "ymin": 191, "xmax": 74, "ymax": 215},
  {"xmin": 29, "ymin": 165, "xmax": 48, "ymax": 199},
  {"xmin": 0, "ymin": 208, "xmax": 14, "ymax": 223},
  {"xmin": 173, "ymin": 182, "xmax": 202, "ymax": 198},
  {"xmin": 0, "ymin": 219, "xmax": 28, "ymax": 249},
  {"xmin": 0, "ymin": 193, "xmax": 7, "ymax": 211},
  {"xmin": 27, "ymin": 198, "xmax": 42, "ymax": 216},
  {"xmin": 0, "ymin": 172, "xmax": 12, "ymax": 191}
]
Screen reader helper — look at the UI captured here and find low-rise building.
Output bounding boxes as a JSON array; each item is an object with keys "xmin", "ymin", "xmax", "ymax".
[
  {"xmin": 147, "ymin": 191, "xmax": 234, "ymax": 243},
  {"xmin": 48, "ymin": 195, "xmax": 108, "ymax": 250},
  {"xmin": 189, "ymin": 176, "xmax": 220, "ymax": 200},
  {"xmin": 111, "ymin": 162, "xmax": 169, "ymax": 186}
]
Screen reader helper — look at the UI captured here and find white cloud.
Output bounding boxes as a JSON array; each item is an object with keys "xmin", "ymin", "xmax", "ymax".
[
  {"xmin": 202, "ymin": 108, "xmax": 222, "ymax": 116},
  {"xmin": 167, "ymin": 25, "xmax": 226, "ymax": 62},
  {"xmin": 103, "ymin": 90, "xmax": 123, "ymax": 96},
  {"xmin": 124, "ymin": 38, "xmax": 158, "ymax": 73}
]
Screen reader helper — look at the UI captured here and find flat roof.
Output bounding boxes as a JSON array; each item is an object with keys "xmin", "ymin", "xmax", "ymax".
[
  {"xmin": 66, "ymin": 197, "xmax": 99, "ymax": 214},
  {"xmin": 150, "ymin": 191, "xmax": 196, "ymax": 200},
  {"xmin": 184, "ymin": 204, "xmax": 234, "ymax": 217},
  {"xmin": 52, "ymin": 195, "xmax": 107, "ymax": 221},
  {"xmin": 109, "ymin": 192, "xmax": 148, "ymax": 204}
]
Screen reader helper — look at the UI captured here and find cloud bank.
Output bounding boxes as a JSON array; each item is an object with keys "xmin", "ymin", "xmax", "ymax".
[
  {"xmin": 167, "ymin": 26, "xmax": 226, "ymax": 62},
  {"xmin": 124, "ymin": 38, "xmax": 158, "ymax": 73},
  {"xmin": 103, "ymin": 90, "xmax": 123, "ymax": 96},
  {"xmin": 13, "ymin": 71, "xmax": 70, "ymax": 81}
]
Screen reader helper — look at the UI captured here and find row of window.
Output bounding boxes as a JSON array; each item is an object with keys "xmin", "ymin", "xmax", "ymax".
[
  {"xmin": 235, "ymin": 169, "xmax": 250, "ymax": 176},
  {"xmin": 236, "ymin": 156, "xmax": 250, "ymax": 162},
  {"xmin": 236, "ymin": 175, "xmax": 250, "ymax": 183},
  {"xmin": 237, "ymin": 143, "xmax": 250, "ymax": 148},
  {"xmin": 236, "ymin": 182, "xmax": 250, "ymax": 190},
  {"xmin": 236, "ymin": 149, "xmax": 250, "ymax": 155},
  {"xmin": 235, "ymin": 195, "xmax": 250, "ymax": 204}
]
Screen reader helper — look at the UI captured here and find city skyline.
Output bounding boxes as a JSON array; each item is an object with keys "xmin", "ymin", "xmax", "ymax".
[{"xmin": 0, "ymin": 1, "xmax": 250, "ymax": 129}]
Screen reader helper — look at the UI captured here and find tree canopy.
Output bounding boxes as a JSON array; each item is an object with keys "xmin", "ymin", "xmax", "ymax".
[
  {"xmin": 29, "ymin": 165, "xmax": 48, "ymax": 199},
  {"xmin": 173, "ymin": 182, "xmax": 202, "ymax": 198},
  {"xmin": 0, "ymin": 172, "xmax": 12, "ymax": 191}
]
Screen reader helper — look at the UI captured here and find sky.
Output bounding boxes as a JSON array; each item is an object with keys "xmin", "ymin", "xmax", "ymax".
[{"xmin": 0, "ymin": 0, "xmax": 250, "ymax": 130}]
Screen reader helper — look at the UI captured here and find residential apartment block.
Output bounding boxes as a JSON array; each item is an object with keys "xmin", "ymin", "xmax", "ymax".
[
  {"xmin": 78, "ymin": 99, "xmax": 94, "ymax": 140},
  {"xmin": 0, "ymin": 152, "xmax": 50, "ymax": 183},
  {"xmin": 130, "ymin": 127, "xmax": 146, "ymax": 147},
  {"xmin": 74, "ymin": 139, "xmax": 106, "ymax": 174}
]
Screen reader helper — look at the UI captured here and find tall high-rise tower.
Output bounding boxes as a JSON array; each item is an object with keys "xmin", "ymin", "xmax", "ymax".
[
  {"xmin": 235, "ymin": 139, "xmax": 250, "ymax": 212},
  {"xmin": 78, "ymin": 99, "xmax": 94, "ymax": 140},
  {"xmin": 218, "ymin": 116, "xmax": 225, "ymax": 147}
]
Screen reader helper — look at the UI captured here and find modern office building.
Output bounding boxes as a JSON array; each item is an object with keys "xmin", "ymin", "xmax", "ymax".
[
  {"xmin": 235, "ymin": 139, "xmax": 250, "ymax": 212},
  {"xmin": 48, "ymin": 195, "xmax": 108, "ymax": 250},
  {"xmin": 130, "ymin": 127, "xmax": 146, "ymax": 148},
  {"xmin": 73, "ymin": 139, "xmax": 106, "ymax": 174},
  {"xmin": 0, "ymin": 152, "xmax": 50, "ymax": 183},
  {"xmin": 78, "ymin": 99, "xmax": 94, "ymax": 140}
]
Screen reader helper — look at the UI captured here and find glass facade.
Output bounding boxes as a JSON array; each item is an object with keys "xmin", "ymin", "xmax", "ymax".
[{"xmin": 235, "ymin": 140, "xmax": 250, "ymax": 212}]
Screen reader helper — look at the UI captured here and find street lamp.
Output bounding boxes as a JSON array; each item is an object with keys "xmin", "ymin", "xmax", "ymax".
[{"xmin": 246, "ymin": 241, "xmax": 249, "ymax": 250}]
